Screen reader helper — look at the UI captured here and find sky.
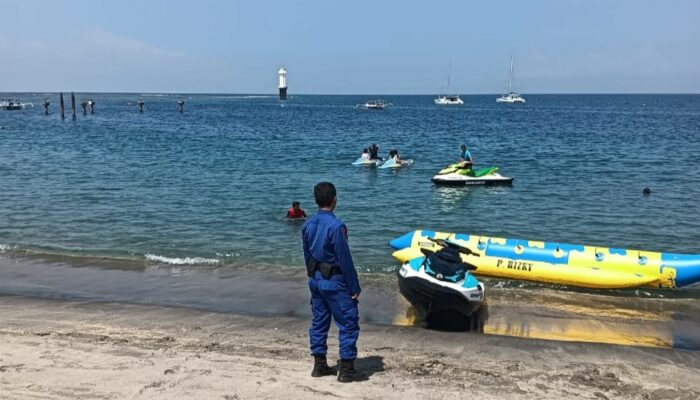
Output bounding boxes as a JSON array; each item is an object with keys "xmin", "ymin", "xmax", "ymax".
[{"xmin": 1, "ymin": 0, "xmax": 699, "ymax": 94}]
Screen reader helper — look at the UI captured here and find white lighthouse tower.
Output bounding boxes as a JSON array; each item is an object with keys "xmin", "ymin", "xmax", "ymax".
[{"xmin": 278, "ymin": 67, "xmax": 288, "ymax": 100}]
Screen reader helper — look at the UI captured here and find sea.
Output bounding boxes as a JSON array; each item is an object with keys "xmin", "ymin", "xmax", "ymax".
[{"xmin": 1, "ymin": 93, "xmax": 699, "ymax": 349}]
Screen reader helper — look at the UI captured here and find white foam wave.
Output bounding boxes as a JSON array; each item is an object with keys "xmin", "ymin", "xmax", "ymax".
[
  {"xmin": 144, "ymin": 254, "xmax": 219, "ymax": 265},
  {"xmin": 0, "ymin": 243, "xmax": 13, "ymax": 252}
]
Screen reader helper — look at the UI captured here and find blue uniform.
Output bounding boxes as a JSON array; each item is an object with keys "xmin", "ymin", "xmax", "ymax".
[{"xmin": 302, "ymin": 210, "xmax": 361, "ymax": 361}]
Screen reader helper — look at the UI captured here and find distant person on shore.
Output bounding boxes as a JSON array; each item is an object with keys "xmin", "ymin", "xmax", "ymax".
[
  {"xmin": 368, "ymin": 143, "xmax": 381, "ymax": 160},
  {"xmin": 459, "ymin": 144, "xmax": 473, "ymax": 168},
  {"xmin": 302, "ymin": 182, "xmax": 362, "ymax": 383},
  {"xmin": 287, "ymin": 201, "xmax": 308, "ymax": 219}
]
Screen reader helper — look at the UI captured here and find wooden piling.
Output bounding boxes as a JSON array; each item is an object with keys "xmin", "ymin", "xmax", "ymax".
[
  {"xmin": 71, "ymin": 92, "xmax": 76, "ymax": 120},
  {"xmin": 60, "ymin": 93, "xmax": 65, "ymax": 120}
]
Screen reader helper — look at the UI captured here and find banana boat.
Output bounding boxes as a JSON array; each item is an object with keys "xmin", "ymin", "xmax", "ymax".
[{"xmin": 389, "ymin": 230, "xmax": 700, "ymax": 289}]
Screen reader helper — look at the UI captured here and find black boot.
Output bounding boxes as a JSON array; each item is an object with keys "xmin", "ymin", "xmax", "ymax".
[
  {"xmin": 337, "ymin": 359, "xmax": 360, "ymax": 383},
  {"xmin": 311, "ymin": 355, "xmax": 334, "ymax": 377}
]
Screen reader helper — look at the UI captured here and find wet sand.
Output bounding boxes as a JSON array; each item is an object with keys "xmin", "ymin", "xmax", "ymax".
[
  {"xmin": 1, "ymin": 295, "xmax": 698, "ymax": 399},
  {"xmin": 1, "ymin": 255, "xmax": 699, "ymax": 351}
]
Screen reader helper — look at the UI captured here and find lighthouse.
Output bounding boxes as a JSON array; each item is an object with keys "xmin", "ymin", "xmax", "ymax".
[{"xmin": 278, "ymin": 66, "xmax": 288, "ymax": 100}]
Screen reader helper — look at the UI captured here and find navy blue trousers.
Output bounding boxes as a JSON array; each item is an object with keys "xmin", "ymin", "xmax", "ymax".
[{"xmin": 308, "ymin": 271, "xmax": 360, "ymax": 360}]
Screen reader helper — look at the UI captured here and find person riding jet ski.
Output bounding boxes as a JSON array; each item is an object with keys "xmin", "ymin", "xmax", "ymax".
[
  {"xmin": 459, "ymin": 144, "xmax": 473, "ymax": 169},
  {"xmin": 432, "ymin": 144, "xmax": 512, "ymax": 186},
  {"xmin": 352, "ymin": 146, "xmax": 381, "ymax": 166},
  {"xmin": 360, "ymin": 148, "xmax": 370, "ymax": 161},
  {"xmin": 368, "ymin": 143, "xmax": 382, "ymax": 161},
  {"xmin": 388, "ymin": 149, "xmax": 401, "ymax": 162}
]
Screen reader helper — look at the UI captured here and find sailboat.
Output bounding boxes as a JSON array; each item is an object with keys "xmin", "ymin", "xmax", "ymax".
[
  {"xmin": 434, "ymin": 61, "xmax": 464, "ymax": 105},
  {"xmin": 496, "ymin": 56, "xmax": 525, "ymax": 104}
]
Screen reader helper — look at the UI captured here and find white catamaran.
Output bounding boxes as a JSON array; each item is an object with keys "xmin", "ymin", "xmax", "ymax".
[
  {"xmin": 496, "ymin": 56, "xmax": 525, "ymax": 104},
  {"xmin": 435, "ymin": 62, "xmax": 463, "ymax": 105}
]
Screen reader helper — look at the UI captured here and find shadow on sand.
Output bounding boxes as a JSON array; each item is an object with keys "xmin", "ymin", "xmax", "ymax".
[
  {"xmin": 332, "ymin": 356, "xmax": 384, "ymax": 381},
  {"xmin": 355, "ymin": 355, "xmax": 385, "ymax": 379},
  {"xmin": 418, "ymin": 305, "xmax": 490, "ymax": 332}
]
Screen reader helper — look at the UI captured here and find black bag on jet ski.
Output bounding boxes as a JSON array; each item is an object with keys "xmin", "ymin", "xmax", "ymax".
[{"xmin": 422, "ymin": 247, "xmax": 476, "ymax": 283}]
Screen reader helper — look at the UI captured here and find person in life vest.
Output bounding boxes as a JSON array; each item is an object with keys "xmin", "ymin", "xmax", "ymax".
[{"xmin": 287, "ymin": 201, "xmax": 308, "ymax": 219}]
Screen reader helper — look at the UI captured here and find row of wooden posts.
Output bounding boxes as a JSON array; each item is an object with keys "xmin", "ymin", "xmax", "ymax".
[{"xmin": 43, "ymin": 93, "xmax": 186, "ymax": 119}]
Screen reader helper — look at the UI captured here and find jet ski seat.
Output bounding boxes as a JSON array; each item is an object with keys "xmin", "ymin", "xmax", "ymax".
[{"xmin": 422, "ymin": 247, "xmax": 476, "ymax": 283}]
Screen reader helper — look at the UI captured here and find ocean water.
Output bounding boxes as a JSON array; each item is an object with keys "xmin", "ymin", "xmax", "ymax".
[
  {"xmin": 1, "ymin": 93, "xmax": 700, "ymax": 348},
  {"xmin": 2, "ymin": 93, "xmax": 699, "ymax": 269}
]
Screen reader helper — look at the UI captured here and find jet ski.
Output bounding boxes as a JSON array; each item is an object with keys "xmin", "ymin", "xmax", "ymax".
[
  {"xmin": 432, "ymin": 164, "xmax": 513, "ymax": 186},
  {"xmin": 378, "ymin": 158, "xmax": 413, "ymax": 169},
  {"xmin": 352, "ymin": 157, "xmax": 383, "ymax": 166},
  {"xmin": 397, "ymin": 238, "xmax": 485, "ymax": 319}
]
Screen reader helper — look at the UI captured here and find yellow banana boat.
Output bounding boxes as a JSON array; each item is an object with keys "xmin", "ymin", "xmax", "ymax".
[{"xmin": 389, "ymin": 230, "xmax": 700, "ymax": 289}]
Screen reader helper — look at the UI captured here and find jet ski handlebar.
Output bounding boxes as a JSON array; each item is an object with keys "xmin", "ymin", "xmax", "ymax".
[{"xmin": 427, "ymin": 237, "xmax": 480, "ymax": 257}]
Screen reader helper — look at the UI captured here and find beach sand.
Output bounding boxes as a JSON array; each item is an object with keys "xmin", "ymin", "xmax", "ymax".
[{"xmin": 0, "ymin": 295, "xmax": 698, "ymax": 400}]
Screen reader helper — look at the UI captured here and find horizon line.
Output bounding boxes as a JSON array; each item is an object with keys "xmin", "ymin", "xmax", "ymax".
[{"xmin": 2, "ymin": 91, "xmax": 699, "ymax": 96}]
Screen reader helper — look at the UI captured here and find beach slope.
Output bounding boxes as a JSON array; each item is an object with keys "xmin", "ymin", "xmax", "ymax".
[{"xmin": 0, "ymin": 295, "xmax": 698, "ymax": 399}]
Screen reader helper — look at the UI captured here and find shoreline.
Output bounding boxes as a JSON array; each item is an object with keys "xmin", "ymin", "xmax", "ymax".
[
  {"xmin": 2, "ymin": 253, "xmax": 699, "ymax": 352},
  {"xmin": 1, "ymin": 295, "xmax": 698, "ymax": 399}
]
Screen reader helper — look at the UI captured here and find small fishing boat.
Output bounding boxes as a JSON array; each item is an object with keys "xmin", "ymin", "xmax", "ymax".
[
  {"xmin": 496, "ymin": 57, "xmax": 525, "ymax": 104},
  {"xmin": 390, "ymin": 230, "xmax": 700, "ymax": 289},
  {"xmin": 355, "ymin": 99, "xmax": 391, "ymax": 110},
  {"xmin": 1, "ymin": 98, "xmax": 34, "ymax": 110}
]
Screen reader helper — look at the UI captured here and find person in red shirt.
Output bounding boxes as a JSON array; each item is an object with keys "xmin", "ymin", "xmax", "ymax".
[{"xmin": 287, "ymin": 201, "xmax": 308, "ymax": 219}]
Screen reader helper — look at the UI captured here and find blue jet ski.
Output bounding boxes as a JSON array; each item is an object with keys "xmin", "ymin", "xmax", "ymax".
[{"xmin": 397, "ymin": 238, "xmax": 485, "ymax": 319}]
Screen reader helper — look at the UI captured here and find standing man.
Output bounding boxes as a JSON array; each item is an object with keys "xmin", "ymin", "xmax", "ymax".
[{"xmin": 302, "ymin": 182, "xmax": 362, "ymax": 383}]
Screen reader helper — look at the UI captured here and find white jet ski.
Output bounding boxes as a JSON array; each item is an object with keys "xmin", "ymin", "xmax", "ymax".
[
  {"xmin": 378, "ymin": 158, "xmax": 413, "ymax": 169},
  {"xmin": 432, "ymin": 164, "xmax": 513, "ymax": 186},
  {"xmin": 352, "ymin": 157, "xmax": 383, "ymax": 166}
]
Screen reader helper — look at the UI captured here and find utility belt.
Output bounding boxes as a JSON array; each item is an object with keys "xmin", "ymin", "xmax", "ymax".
[{"xmin": 306, "ymin": 257, "xmax": 342, "ymax": 279}]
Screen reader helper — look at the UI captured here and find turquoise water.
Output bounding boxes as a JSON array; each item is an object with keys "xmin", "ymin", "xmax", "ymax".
[{"xmin": 2, "ymin": 93, "xmax": 699, "ymax": 272}]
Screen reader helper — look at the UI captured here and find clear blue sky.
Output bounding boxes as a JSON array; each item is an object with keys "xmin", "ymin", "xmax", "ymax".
[{"xmin": 2, "ymin": 0, "xmax": 698, "ymax": 94}]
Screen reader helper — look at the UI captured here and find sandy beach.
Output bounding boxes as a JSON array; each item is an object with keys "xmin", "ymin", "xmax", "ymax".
[{"xmin": 0, "ymin": 295, "xmax": 697, "ymax": 399}]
